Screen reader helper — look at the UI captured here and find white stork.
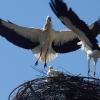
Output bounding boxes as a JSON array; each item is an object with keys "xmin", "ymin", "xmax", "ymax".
[
  {"xmin": 0, "ymin": 16, "xmax": 99, "ymax": 68},
  {"xmin": 49, "ymin": 0, "xmax": 100, "ymax": 77}
]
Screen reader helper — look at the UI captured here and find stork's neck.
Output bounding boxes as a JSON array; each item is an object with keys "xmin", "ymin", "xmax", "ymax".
[{"xmin": 43, "ymin": 20, "xmax": 52, "ymax": 31}]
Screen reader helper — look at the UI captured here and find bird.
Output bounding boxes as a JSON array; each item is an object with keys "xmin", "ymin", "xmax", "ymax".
[
  {"xmin": 47, "ymin": 66, "xmax": 63, "ymax": 77},
  {"xmin": 0, "ymin": 16, "xmax": 100, "ymax": 68},
  {"xmin": 0, "ymin": 16, "xmax": 81, "ymax": 68},
  {"xmin": 49, "ymin": 0, "xmax": 100, "ymax": 77}
]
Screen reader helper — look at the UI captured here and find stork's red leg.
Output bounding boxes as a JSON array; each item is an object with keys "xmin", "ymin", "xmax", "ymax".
[{"xmin": 87, "ymin": 56, "xmax": 91, "ymax": 78}]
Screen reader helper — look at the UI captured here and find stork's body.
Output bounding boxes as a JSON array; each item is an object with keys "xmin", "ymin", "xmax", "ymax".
[
  {"xmin": 79, "ymin": 41, "xmax": 100, "ymax": 77},
  {"xmin": 32, "ymin": 17, "xmax": 58, "ymax": 66}
]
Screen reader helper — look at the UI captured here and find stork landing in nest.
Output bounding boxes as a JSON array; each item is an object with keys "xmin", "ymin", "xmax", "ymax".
[{"xmin": 0, "ymin": 15, "xmax": 99, "ymax": 68}]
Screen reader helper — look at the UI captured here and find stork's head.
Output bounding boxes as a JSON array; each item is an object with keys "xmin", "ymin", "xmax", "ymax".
[
  {"xmin": 44, "ymin": 16, "xmax": 52, "ymax": 30},
  {"xmin": 46, "ymin": 16, "xmax": 51, "ymax": 22}
]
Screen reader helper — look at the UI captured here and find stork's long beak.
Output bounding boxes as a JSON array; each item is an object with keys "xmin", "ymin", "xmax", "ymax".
[{"xmin": 44, "ymin": 16, "xmax": 52, "ymax": 30}]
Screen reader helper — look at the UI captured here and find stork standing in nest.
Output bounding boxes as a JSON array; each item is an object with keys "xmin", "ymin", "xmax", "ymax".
[{"xmin": 49, "ymin": 0, "xmax": 100, "ymax": 77}]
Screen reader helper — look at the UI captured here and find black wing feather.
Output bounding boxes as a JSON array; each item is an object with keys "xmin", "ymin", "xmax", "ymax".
[
  {"xmin": 52, "ymin": 38, "xmax": 80, "ymax": 53},
  {"xmin": 50, "ymin": 0, "xmax": 99, "ymax": 49},
  {"xmin": 90, "ymin": 18, "xmax": 100, "ymax": 37}
]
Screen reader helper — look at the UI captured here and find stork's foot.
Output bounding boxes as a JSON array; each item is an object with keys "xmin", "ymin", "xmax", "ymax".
[
  {"xmin": 44, "ymin": 63, "xmax": 47, "ymax": 68},
  {"xmin": 35, "ymin": 61, "xmax": 38, "ymax": 66}
]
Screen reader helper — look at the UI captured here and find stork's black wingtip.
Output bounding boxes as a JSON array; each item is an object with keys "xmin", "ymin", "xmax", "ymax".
[
  {"xmin": 50, "ymin": 0, "xmax": 69, "ymax": 18},
  {"xmin": 97, "ymin": 18, "xmax": 100, "ymax": 23},
  {"xmin": 0, "ymin": 19, "xmax": 2, "ymax": 22},
  {"xmin": 0, "ymin": 19, "xmax": 3, "ymax": 25}
]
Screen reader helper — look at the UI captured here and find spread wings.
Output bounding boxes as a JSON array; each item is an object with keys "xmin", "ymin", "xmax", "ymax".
[{"xmin": 0, "ymin": 18, "xmax": 80, "ymax": 53}]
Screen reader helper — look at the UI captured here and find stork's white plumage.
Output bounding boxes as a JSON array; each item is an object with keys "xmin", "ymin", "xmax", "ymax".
[
  {"xmin": 49, "ymin": 0, "xmax": 100, "ymax": 77},
  {"xmin": 78, "ymin": 41, "xmax": 100, "ymax": 78},
  {"xmin": 47, "ymin": 66, "xmax": 62, "ymax": 76},
  {"xmin": 0, "ymin": 16, "xmax": 82, "ymax": 67}
]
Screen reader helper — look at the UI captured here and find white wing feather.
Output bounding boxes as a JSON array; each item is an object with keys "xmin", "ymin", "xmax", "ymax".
[
  {"xmin": 52, "ymin": 29, "xmax": 78, "ymax": 44},
  {"xmin": 1, "ymin": 20, "xmax": 44, "ymax": 42}
]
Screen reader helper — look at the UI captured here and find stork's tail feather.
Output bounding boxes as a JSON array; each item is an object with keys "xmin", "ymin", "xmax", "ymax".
[{"xmin": 34, "ymin": 52, "xmax": 58, "ymax": 62}]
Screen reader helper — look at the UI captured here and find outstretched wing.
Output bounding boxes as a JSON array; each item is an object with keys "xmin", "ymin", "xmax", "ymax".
[
  {"xmin": 50, "ymin": 0, "xmax": 98, "ymax": 49},
  {"xmin": 52, "ymin": 30, "xmax": 80, "ymax": 53},
  {"xmin": 0, "ymin": 19, "xmax": 42, "ymax": 49}
]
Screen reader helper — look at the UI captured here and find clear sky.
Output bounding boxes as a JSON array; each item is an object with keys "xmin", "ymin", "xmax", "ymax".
[{"xmin": 0, "ymin": 0, "xmax": 100, "ymax": 100}]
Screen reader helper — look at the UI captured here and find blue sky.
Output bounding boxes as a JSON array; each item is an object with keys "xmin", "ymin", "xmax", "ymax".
[{"xmin": 0, "ymin": 0, "xmax": 100, "ymax": 100}]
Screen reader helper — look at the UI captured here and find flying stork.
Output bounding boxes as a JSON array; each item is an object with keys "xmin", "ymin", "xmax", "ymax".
[
  {"xmin": 0, "ymin": 16, "xmax": 81, "ymax": 67},
  {"xmin": 49, "ymin": 0, "xmax": 100, "ymax": 77}
]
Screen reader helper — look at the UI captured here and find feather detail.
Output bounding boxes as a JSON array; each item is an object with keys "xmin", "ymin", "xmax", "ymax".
[{"xmin": 34, "ymin": 50, "xmax": 58, "ymax": 62}]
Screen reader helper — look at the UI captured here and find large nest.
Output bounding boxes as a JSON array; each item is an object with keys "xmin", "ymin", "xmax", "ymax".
[{"xmin": 9, "ymin": 74, "xmax": 100, "ymax": 100}]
